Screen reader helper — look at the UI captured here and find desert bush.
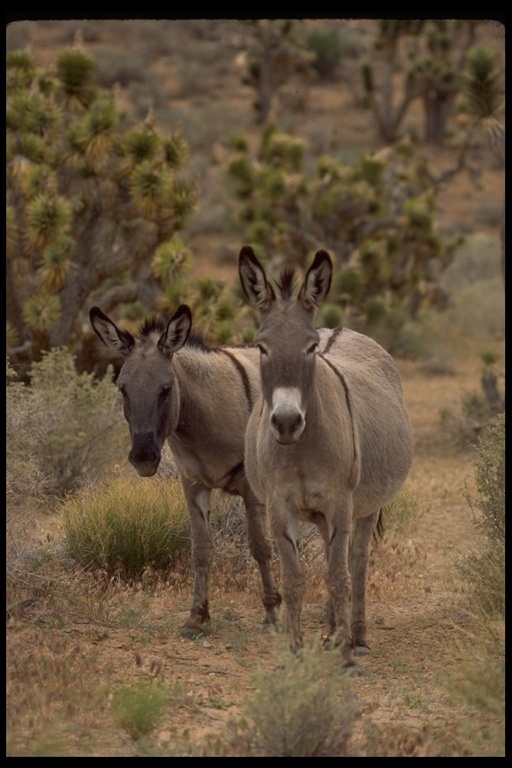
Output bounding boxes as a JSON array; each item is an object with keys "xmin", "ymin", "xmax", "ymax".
[
  {"xmin": 7, "ymin": 350, "xmax": 126, "ymax": 499},
  {"xmin": 112, "ymin": 682, "xmax": 168, "ymax": 742},
  {"xmin": 437, "ymin": 414, "xmax": 505, "ymax": 756},
  {"xmin": 440, "ymin": 233, "xmax": 502, "ymax": 292},
  {"xmin": 306, "ymin": 26, "xmax": 360, "ymax": 79},
  {"xmin": 228, "ymin": 644, "xmax": 359, "ymax": 756},
  {"xmin": 459, "ymin": 413, "xmax": 504, "ymax": 616},
  {"xmin": 62, "ymin": 472, "xmax": 191, "ymax": 581},
  {"xmin": 439, "ymin": 351, "xmax": 504, "ymax": 447}
]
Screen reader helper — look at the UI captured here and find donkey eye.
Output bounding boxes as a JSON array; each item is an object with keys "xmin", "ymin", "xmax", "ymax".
[
  {"xmin": 256, "ymin": 343, "xmax": 268, "ymax": 357},
  {"xmin": 306, "ymin": 343, "xmax": 318, "ymax": 355}
]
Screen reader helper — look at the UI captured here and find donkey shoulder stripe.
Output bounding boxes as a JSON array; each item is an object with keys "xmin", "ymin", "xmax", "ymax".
[
  {"xmin": 319, "ymin": 353, "xmax": 358, "ymax": 468},
  {"xmin": 320, "ymin": 326, "xmax": 344, "ymax": 355},
  {"xmin": 217, "ymin": 348, "xmax": 255, "ymax": 411}
]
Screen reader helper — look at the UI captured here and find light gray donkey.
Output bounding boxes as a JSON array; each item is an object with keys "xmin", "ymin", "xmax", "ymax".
[
  {"xmin": 89, "ymin": 304, "xmax": 282, "ymax": 637},
  {"xmin": 239, "ymin": 246, "xmax": 414, "ymax": 673}
]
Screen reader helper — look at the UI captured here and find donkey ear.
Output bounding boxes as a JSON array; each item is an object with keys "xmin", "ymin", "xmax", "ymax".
[
  {"xmin": 299, "ymin": 250, "xmax": 332, "ymax": 311},
  {"xmin": 159, "ymin": 304, "xmax": 192, "ymax": 358},
  {"xmin": 89, "ymin": 306, "xmax": 135, "ymax": 356},
  {"xmin": 238, "ymin": 246, "xmax": 276, "ymax": 314}
]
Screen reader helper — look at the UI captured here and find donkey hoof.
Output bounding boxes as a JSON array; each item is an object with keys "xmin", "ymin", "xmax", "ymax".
[
  {"xmin": 354, "ymin": 644, "xmax": 370, "ymax": 657},
  {"xmin": 180, "ymin": 622, "xmax": 205, "ymax": 640},
  {"xmin": 343, "ymin": 663, "xmax": 361, "ymax": 678}
]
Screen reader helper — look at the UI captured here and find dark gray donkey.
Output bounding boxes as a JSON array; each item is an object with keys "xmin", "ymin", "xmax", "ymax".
[
  {"xmin": 239, "ymin": 246, "xmax": 413, "ymax": 673},
  {"xmin": 89, "ymin": 304, "xmax": 282, "ymax": 637}
]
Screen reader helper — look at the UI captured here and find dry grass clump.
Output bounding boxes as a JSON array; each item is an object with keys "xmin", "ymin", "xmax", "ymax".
[{"xmin": 62, "ymin": 472, "xmax": 191, "ymax": 581}]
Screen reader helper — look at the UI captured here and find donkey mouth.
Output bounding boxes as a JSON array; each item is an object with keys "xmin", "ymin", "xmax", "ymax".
[
  {"xmin": 272, "ymin": 429, "xmax": 304, "ymax": 446},
  {"xmin": 133, "ymin": 464, "xmax": 159, "ymax": 477},
  {"xmin": 129, "ymin": 454, "xmax": 161, "ymax": 477}
]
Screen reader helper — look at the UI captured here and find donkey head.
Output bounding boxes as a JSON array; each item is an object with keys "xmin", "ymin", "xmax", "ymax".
[
  {"xmin": 239, "ymin": 246, "xmax": 332, "ymax": 445},
  {"xmin": 89, "ymin": 305, "xmax": 192, "ymax": 476}
]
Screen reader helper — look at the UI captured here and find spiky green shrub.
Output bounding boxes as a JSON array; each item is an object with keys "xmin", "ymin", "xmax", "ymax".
[
  {"xmin": 62, "ymin": 473, "xmax": 191, "ymax": 580},
  {"xmin": 7, "ymin": 350, "xmax": 125, "ymax": 499}
]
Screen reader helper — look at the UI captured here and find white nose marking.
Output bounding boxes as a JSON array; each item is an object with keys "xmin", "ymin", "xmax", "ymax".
[{"xmin": 270, "ymin": 387, "xmax": 305, "ymax": 444}]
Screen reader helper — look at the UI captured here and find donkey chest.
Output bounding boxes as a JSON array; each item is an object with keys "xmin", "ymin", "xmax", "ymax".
[
  {"xmin": 264, "ymin": 464, "xmax": 339, "ymax": 510},
  {"xmin": 169, "ymin": 434, "xmax": 243, "ymax": 492}
]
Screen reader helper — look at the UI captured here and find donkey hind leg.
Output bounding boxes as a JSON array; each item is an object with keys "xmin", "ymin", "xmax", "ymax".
[
  {"xmin": 271, "ymin": 510, "xmax": 305, "ymax": 653},
  {"xmin": 350, "ymin": 509, "xmax": 381, "ymax": 656},
  {"xmin": 243, "ymin": 485, "xmax": 282, "ymax": 629},
  {"xmin": 180, "ymin": 479, "xmax": 214, "ymax": 638}
]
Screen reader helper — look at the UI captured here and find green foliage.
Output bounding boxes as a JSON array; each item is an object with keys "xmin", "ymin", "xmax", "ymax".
[
  {"xmin": 460, "ymin": 413, "xmax": 504, "ymax": 616},
  {"xmin": 7, "ymin": 349, "xmax": 126, "ymax": 499},
  {"xmin": 317, "ymin": 303, "xmax": 344, "ymax": 329},
  {"xmin": 62, "ymin": 473, "xmax": 191, "ymax": 580},
  {"xmin": 306, "ymin": 28, "xmax": 347, "ymax": 79},
  {"xmin": 459, "ymin": 44, "xmax": 504, "ymax": 164},
  {"xmin": 226, "ymin": 128, "xmax": 461, "ymax": 343},
  {"xmin": 461, "ymin": 45, "xmax": 502, "ymax": 122},
  {"xmin": 6, "ymin": 40, "xmax": 199, "ymax": 379},
  {"xmin": 112, "ymin": 682, "xmax": 168, "ymax": 741},
  {"xmin": 231, "ymin": 646, "xmax": 359, "ymax": 756}
]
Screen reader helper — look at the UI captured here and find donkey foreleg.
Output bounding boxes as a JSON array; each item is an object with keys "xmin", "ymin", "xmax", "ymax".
[
  {"xmin": 180, "ymin": 479, "xmax": 214, "ymax": 638},
  {"xmin": 324, "ymin": 510, "xmax": 356, "ymax": 672},
  {"xmin": 271, "ymin": 509, "xmax": 305, "ymax": 652},
  {"xmin": 350, "ymin": 509, "xmax": 380, "ymax": 656},
  {"xmin": 243, "ymin": 486, "xmax": 282, "ymax": 628}
]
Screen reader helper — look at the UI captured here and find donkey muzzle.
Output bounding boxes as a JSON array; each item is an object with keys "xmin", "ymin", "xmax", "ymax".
[
  {"xmin": 129, "ymin": 432, "xmax": 161, "ymax": 477},
  {"xmin": 270, "ymin": 405, "xmax": 305, "ymax": 444}
]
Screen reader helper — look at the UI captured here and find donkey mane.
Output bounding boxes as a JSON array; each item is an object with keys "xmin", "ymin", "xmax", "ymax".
[
  {"xmin": 139, "ymin": 316, "xmax": 165, "ymax": 336},
  {"xmin": 275, "ymin": 268, "xmax": 297, "ymax": 299},
  {"xmin": 139, "ymin": 316, "xmax": 210, "ymax": 351}
]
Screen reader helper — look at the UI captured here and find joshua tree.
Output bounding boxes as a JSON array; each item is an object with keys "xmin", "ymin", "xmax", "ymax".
[{"xmin": 7, "ymin": 37, "xmax": 198, "ymax": 379}]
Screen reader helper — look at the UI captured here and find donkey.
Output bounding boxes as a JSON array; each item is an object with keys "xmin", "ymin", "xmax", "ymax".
[
  {"xmin": 239, "ymin": 246, "xmax": 414, "ymax": 673},
  {"xmin": 89, "ymin": 303, "xmax": 282, "ymax": 638}
]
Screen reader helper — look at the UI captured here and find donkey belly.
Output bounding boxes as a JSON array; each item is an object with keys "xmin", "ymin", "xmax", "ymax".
[{"xmin": 353, "ymin": 423, "xmax": 413, "ymax": 518}]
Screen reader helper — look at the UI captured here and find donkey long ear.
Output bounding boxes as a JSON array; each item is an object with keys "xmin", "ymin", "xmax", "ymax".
[
  {"xmin": 238, "ymin": 246, "xmax": 276, "ymax": 314},
  {"xmin": 89, "ymin": 306, "xmax": 135, "ymax": 356},
  {"xmin": 299, "ymin": 250, "xmax": 332, "ymax": 311},
  {"xmin": 158, "ymin": 304, "xmax": 192, "ymax": 358}
]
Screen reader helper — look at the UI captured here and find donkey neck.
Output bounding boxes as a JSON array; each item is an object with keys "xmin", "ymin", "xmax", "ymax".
[{"xmin": 171, "ymin": 344, "xmax": 258, "ymax": 443}]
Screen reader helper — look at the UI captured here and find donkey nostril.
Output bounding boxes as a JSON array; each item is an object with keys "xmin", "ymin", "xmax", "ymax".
[{"xmin": 271, "ymin": 408, "xmax": 304, "ymax": 436}]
